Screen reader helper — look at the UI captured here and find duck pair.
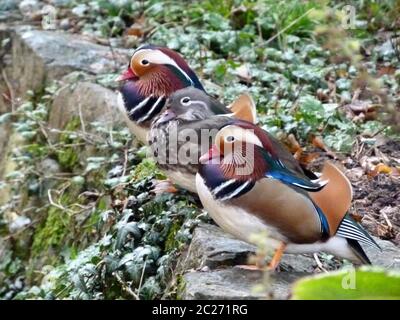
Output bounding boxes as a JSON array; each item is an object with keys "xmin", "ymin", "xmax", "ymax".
[{"xmin": 117, "ymin": 45, "xmax": 380, "ymax": 268}]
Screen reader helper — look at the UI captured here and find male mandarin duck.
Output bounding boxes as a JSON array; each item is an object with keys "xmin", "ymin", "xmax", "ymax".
[
  {"xmin": 196, "ymin": 120, "xmax": 381, "ymax": 268},
  {"xmin": 149, "ymin": 87, "xmax": 257, "ymax": 193},
  {"xmin": 116, "ymin": 44, "xmax": 205, "ymax": 144}
]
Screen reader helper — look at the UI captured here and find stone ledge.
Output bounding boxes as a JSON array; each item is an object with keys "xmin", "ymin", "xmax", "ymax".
[
  {"xmin": 182, "ymin": 268, "xmax": 306, "ymax": 300},
  {"xmin": 180, "ymin": 223, "xmax": 400, "ymax": 299},
  {"xmin": 9, "ymin": 26, "xmax": 130, "ymax": 96},
  {"xmin": 49, "ymin": 79, "xmax": 124, "ymax": 134}
]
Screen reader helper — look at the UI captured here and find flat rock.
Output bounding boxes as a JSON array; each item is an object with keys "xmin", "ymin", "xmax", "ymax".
[
  {"xmin": 181, "ymin": 223, "xmax": 400, "ymax": 300},
  {"xmin": 186, "ymin": 223, "xmax": 316, "ymax": 272},
  {"xmin": 49, "ymin": 80, "xmax": 124, "ymax": 133},
  {"xmin": 366, "ymin": 237, "xmax": 400, "ymax": 268},
  {"xmin": 182, "ymin": 268, "xmax": 306, "ymax": 300},
  {"xmin": 10, "ymin": 26, "xmax": 129, "ymax": 96},
  {"xmin": 186, "ymin": 223, "xmax": 256, "ymax": 269}
]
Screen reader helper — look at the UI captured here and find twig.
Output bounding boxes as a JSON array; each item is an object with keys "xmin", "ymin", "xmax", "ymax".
[
  {"xmin": 1, "ymin": 69, "xmax": 16, "ymax": 112},
  {"xmin": 239, "ymin": 7, "xmax": 315, "ymax": 59},
  {"xmin": 78, "ymin": 102, "xmax": 86, "ymax": 134},
  {"xmin": 313, "ymin": 253, "xmax": 328, "ymax": 273},
  {"xmin": 287, "ymin": 84, "xmax": 304, "ymax": 112},
  {"xmin": 107, "ymin": 38, "xmax": 119, "ymax": 72},
  {"xmin": 113, "ymin": 271, "xmax": 140, "ymax": 300},
  {"xmin": 47, "ymin": 189, "xmax": 74, "ymax": 214},
  {"xmin": 263, "ymin": 10, "xmax": 315, "ymax": 46},
  {"xmin": 137, "ymin": 259, "xmax": 147, "ymax": 297},
  {"xmin": 121, "ymin": 148, "xmax": 128, "ymax": 177},
  {"xmin": 382, "ymin": 212, "xmax": 393, "ymax": 229}
]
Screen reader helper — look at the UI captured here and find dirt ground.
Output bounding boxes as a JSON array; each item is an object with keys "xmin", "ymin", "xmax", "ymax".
[{"xmin": 350, "ymin": 139, "xmax": 400, "ymax": 245}]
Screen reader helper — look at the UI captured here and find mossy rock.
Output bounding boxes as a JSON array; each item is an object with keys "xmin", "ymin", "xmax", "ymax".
[
  {"xmin": 132, "ymin": 158, "xmax": 166, "ymax": 181},
  {"xmin": 31, "ymin": 206, "xmax": 71, "ymax": 258},
  {"xmin": 55, "ymin": 117, "xmax": 81, "ymax": 171},
  {"xmin": 165, "ymin": 221, "xmax": 182, "ymax": 252}
]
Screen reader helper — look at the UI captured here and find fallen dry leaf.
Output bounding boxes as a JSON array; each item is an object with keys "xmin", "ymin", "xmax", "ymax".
[
  {"xmin": 368, "ymin": 163, "xmax": 393, "ymax": 177},
  {"xmin": 377, "ymin": 65, "xmax": 396, "ymax": 76},
  {"xmin": 298, "ymin": 152, "xmax": 320, "ymax": 166},
  {"xmin": 350, "ymin": 211, "xmax": 363, "ymax": 223},
  {"xmin": 286, "ymin": 133, "xmax": 301, "ymax": 154},
  {"xmin": 125, "ymin": 16, "xmax": 147, "ymax": 38},
  {"xmin": 344, "ymin": 99, "xmax": 380, "ymax": 121},
  {"xmin": 311, "ymin": 135, "xmax": 337, "ymax": 159},
  {"xmin": 376, "ymin": 224, "xmax": 395, "ymax": 239}
]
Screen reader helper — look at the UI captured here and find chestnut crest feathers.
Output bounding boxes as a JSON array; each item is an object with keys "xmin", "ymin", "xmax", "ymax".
[
  {"xmin": 117, "ymin": 45, "xmax": 205, "ymax": 134},
  {"xmin": 128, "ymin": 45, "xmax": 204, "ymax": 90}
]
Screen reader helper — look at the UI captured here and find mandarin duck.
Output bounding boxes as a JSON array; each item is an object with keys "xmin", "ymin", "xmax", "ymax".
[
  {"xmin": 196, "ymin": 120, "xmax": 381, "ymax": 268},
  {"xmin": 116, "ymin": 44, "xmax": 204, "ymax": 144},
  {"xmin": 149, "ymin": 87, "xmax": 257, "ymax": 193}
]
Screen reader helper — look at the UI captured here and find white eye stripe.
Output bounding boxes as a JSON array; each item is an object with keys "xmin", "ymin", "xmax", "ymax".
[
  {"xmin": 184, "ymin": 99, "xmax": 208, "ymax": 109},
  {"xmin": 218, "ymin": 125, "xmax": 263, "ymax": 147},
  {"xmin": 132, "ymin": 49, "xmax": 194, "ymax": 85}
]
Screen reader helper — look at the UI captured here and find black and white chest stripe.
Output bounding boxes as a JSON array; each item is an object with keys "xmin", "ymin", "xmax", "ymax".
[
  {"xmin": 200, "ymin": 164, "xmax": 255, "ymax": 201},
  {"xmin": 126, "ymin": 95, "xmax": 167, "ymax": 124},
  {"xmin": 211, "ymin": 179, "xmax": 255, "ymax": 201}
]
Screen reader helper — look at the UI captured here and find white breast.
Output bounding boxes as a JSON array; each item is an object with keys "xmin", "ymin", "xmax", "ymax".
[
  {"xmin": 196, "ymin": 174, "xmax": 284, "ymax": 249},
  {"xmin": 195, "ymin": 174, "xmax": 362, "ymax": 263}
]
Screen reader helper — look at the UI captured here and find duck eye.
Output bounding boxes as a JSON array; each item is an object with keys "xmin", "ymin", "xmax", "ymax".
[
  {"xmin": 181, "ymin": 97, "xmax": 191, "ymax": 105},
  {"xmin": 226, "ymin": 135, "xmax": 235, "ymax": 143},
  {"xmin": 141, "ymin": 59, "xmax": 149, "ymax": 66}
]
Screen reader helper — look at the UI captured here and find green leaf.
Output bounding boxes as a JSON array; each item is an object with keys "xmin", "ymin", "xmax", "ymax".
[{"xmin": 292, "ymin": 267, "xmax": 400, "ymax": 300}]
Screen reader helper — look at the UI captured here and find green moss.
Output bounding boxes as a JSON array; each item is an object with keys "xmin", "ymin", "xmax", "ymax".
[
  {"xmin": 56, "ymin": 117, "xmax": 81, "ymax": 170},
  {"xmin": 132, "ymin": 158, "xmax": 166, "ymax": 181},
  {"xmin": 31, "ymin": 206, "xmax": 70, "ymax": 257},
  {"xmin": 83, "ymin": 197, "xmax": 108, "ymax": 231},
  {"xmin": 175, "ymin": 275, "xmax": 186, "ymax": 300},
  {"xmin": 165, "ymin": 221, "xmax": 181, "ymax": 252},
  {"xmin": 57, "ymin": 148, "xmax": 79, "ymax": 170}
]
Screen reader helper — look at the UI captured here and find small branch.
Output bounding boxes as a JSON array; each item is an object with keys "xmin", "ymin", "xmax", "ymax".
[
  {"xmin": 137, "ymin": 259, "xmax": 147, "ymax": 297},
  {"xmin": 121, "ymin": 148, "xmax": 128, "ymax": 177},
  {"xmin": 107, "ymin": 38, "xmax": 119, "ymax": 72},
  {"xmin": 1, "ymin": 69, "xmax": 16, "ymax": 112},
  {"xmin": 113, "ymin": 272, "xmax": 140, "ymax": 300},
  {"xmin": 47, "ymin": 189, "xmax": 74, "ymax": 214},
  {"xmin": 313, "ymin": 253, "xmax": 328, "ymax": 273},
  {"xmin": 382, "ymin": 212, "xmax": 393, "ymax": 230},
  {"xmin": 238, "ymin": 8, "xmax": 315, "ymax": 60},
  {"xmin": 78, "ymin": 102, "xmax": 86, "ymax": 134}
]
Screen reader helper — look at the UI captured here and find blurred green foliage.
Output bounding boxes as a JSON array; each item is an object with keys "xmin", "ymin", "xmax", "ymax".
[{"xmin": 292, "ymin": 267, "xmax": 400, "ymax": 300}]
